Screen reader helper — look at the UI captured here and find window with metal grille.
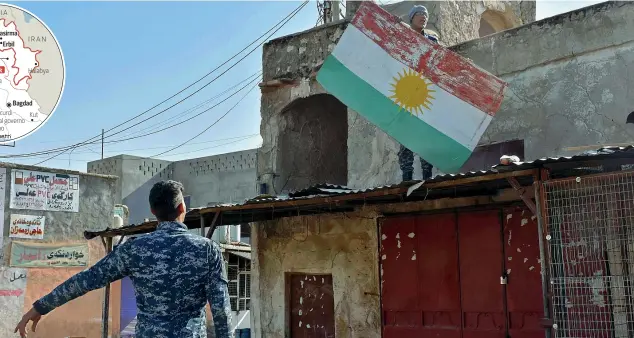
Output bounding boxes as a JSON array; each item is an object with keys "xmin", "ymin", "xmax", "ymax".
[
  {"xmin": 227, "ymin": 254, "xmax": 250, "ymax": 311},
  {"xmin": 238, "ymin": 272, "xmax": 251, "ymax": 311}
]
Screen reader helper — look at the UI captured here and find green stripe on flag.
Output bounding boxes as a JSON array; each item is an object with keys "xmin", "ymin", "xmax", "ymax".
[{"xmin": 317, "ymin": 55, "xmax": 472, "ymax": 173}]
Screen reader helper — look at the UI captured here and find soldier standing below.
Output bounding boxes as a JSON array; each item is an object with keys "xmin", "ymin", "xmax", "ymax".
[
  {"xmin": 14, "ymin": 180, "xmax": 233, "ymax": 338},
  {"xmin": 398, "ymin": 5, "xmax": 438, "ymax": 181}
]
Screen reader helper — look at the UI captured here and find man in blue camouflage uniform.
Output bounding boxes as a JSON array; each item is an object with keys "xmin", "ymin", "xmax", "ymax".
[
  {"xmin": 14, "ymin": 180, "xmax": 232, "ymax": 338},
  {"xmin": 398, "ymin": 5, "xmax": 437, "ymax": 181}
]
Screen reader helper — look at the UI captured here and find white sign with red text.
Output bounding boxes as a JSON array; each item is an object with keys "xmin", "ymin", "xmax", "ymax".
[{"xmin": 10, "ymin": 170, "xmax": 79, "ymax": 212}]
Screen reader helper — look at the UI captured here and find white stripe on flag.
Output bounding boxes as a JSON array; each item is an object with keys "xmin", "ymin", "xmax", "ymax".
[{"xmin": 332, "ymin": 25, "xmax": 492, "ymax": 151}]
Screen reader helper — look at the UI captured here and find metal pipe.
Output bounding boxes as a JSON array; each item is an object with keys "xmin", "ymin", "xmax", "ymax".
[
  {"xmin": 102, "ymin": 237, "xmax": 113, "ymax": 338},
  {"xmin": 533, "ymin": 181, "xmax": 553, "ymax": 338},
  {"xmin": 200, "ymin": 214, "xmax": 205, "ymax": 237}
]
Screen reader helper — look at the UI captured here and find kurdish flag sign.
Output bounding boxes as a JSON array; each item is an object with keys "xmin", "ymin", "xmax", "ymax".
[{"xmin": 316, "ymin": 2, "xmax": 507, "ymax": 173}]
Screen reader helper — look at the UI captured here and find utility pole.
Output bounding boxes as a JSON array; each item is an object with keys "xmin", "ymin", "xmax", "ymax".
[
  {"xmin": 101, "ymin": 129, "xmax": 104, "ymax": 159},
  {"xmin": 332, "ymin": 1, "xmax": 340, "ymax": 22}
]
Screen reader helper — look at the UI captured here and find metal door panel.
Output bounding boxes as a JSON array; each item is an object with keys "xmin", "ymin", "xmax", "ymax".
[
  {"xmin": 458, "ymin": 210, "xmax": 506, "ymax": 338},
  {"xmin": 381, "ymin": 216, "xmax": 420, "ymax": 332},
  {"xmin": 381, "ymin": 214, "xmax": 461, "ymax": 338},
  {"xmin": 416, "ymin": 214, "xmax": 462, "ymax": 336},
  {"xmin": 503, "ymin": 207, "xmax": 545, "ymax": 338}
]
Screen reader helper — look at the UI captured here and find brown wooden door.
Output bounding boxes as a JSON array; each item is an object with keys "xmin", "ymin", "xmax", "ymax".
[{"xmin": 289, "ymin": 273, "xmax": 335, "ymax": 338}]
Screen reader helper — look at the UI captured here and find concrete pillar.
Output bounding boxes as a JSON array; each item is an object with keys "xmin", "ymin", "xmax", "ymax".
[{"xmin": 345, "ymin": 1, "xmax": 362, "ymax": 19}]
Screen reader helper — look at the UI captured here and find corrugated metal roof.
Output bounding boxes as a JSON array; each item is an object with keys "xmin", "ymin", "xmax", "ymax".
[
  {"xmin": 201, "ymin": 145, "xmax": 634, "ymax": 211},
  {"xmin": 205, "ymin": 171, "xmax": 504, "ymax": 210},
  {"xmin": 492, "ymin": 146, "xmax": 634, "ymax": 170},
  {"xmin": 85, "ymin": 145, "xmax": 634, "ymax": 239}
]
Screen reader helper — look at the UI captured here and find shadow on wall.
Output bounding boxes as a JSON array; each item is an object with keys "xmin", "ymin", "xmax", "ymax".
[
  {"xmin": 275, "ymin": 93, "xmax": 348, "ymax": 194},
  {"xmin": 479, "ymin": 9, "xmax": 519, "ymax": 37}
]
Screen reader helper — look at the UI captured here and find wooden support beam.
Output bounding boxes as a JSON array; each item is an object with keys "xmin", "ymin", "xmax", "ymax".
[
  {"xmin": 205, "ymin": 212, "xmax": 221, "ymax": 239},
  {"xmin": 507, "ymin": 177, "xmax": 537, "ymax": 215},
  {"xmin": 258, "ymin": 78, "xmax": 296, "ymax": 92}
]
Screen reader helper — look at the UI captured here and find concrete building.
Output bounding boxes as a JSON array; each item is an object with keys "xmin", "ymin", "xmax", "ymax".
[
  {"xmin": 88, "ymin": 150, "xmax": 258, "ymax": 336},
  {"xmin": 87, "ymin": 149, "xmax": 258, "ymax": 226},
  {"xmin": 258, "ymin": 0, "xmax": 634, "ymax": 193},
  {"xmin": 0, "ymin": 162, "xmax": 118, "ymax": 338}
]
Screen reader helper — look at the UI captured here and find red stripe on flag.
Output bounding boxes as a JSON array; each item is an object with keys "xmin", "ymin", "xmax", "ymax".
[{"xmin": 351, "ymin": 1, "xmax": 506, "ymax": 116}]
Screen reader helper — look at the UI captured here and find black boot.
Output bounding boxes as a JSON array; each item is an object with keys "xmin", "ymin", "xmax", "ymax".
[{"xmin": 398, "ymin": 144, "xmax": 414, "ymax": 181}]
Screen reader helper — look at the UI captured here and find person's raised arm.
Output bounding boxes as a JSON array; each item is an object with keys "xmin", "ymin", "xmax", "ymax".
[
  {"xmin": 35, "ymin": 242, "xmax": 129, "ymax": 313},
  {"xmin": 14, "ymin": 241, "xmax": 130, "ymax": 337},
  {"xmin": 205, "ymin": 241, "xmax": 233, "ymax": 338}
]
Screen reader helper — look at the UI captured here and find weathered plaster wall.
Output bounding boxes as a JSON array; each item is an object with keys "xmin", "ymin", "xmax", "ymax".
[
  {"xmin": 261, "ymin": 1, "xmax": 634, "ymax": 189},
  {"xmin": 259, "ymin": 1, "xmax": 535, "ymax": 191},
  {"xmin": 380, "ymin": 1, "xmax": 535, "ymax": 45},
  {"xmin": 0, "ymin": 163, "xmax": 118, "ymax": 338},
  {"xmin": 349, "ymin": 1, "xmax": 634, "ymax": 187},
  {"xmin": 250, "ymin": 213, "xmax": 380, "ymax": 338}
]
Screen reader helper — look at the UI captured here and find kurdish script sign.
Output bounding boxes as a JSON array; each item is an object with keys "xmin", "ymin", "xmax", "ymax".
[
  {"xmin": 8, "ymin": 214, "xmax": 45, "ymax": 239},
  {"xmin": 316, "ymin": 2, "xmax": 507, "ymax": 173},
  {"xmin": 10, "ymin": 241, "xmax": 88, "ymax": 268},
  {"xmin": 10, "ymin": 170, "xmax": 79, "ymax": 212}
]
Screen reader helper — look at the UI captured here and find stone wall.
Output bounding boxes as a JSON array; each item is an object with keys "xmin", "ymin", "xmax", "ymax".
[
  {"xmin": 259, "ymin": 1, "xmax": 534, "ymax": 191},
  {"xmin": 0, "ymin": 162, "xmax": 118, "ymax": 338},
  {"xmin": 260, "ymin": 1, "xmax": 634, "ymax": 190},
  {"xmin": 349, "ymin": 1, "xmax": 634, "ymax": 188},
  {"xmin": 250, "ymin": 212, "xmax": 380, "ymax": 338}
]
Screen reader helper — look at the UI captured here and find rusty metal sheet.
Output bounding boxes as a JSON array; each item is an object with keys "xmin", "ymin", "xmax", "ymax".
[
  {"xmin": 289, "ymin": 273, "xmax": 335, "ymax": 338},
  {"xmin": 458, "ymin": 210, "xmax": 506, "ymax": 338},
  {"xmin": 503, "ymin": 206, "xmax": 545, "ymax": 338}
]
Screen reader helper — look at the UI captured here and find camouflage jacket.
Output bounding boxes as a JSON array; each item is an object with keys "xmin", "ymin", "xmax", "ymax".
[{"xmin": 33, "ymin": 221, "xmax": 233, "ymax": 338}]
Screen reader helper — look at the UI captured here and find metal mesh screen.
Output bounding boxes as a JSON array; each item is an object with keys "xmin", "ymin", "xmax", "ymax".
[{"xmin": 544, "ymin": 171, "xmax": 634, "ymax": 337}]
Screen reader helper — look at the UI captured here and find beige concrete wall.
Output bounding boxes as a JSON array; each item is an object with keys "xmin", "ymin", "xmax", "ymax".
[{"xmin": 250, "ymin": 212, "xmax": 380, "ymax": 338}]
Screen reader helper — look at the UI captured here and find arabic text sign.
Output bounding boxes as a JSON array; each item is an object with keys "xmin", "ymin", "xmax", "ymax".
[
  {"xmin": 9, "ymin": 214, "xmax": 45, "ymax": 239},
  {"xmin": 10, "ymin": 170, "xmax": 80, "ymax": 212},
  {"xmin": 10, "ymin": 242, "xmax": 88, "ymax": 268}
]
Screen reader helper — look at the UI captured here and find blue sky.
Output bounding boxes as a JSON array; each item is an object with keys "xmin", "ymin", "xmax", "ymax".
[{"xmin": 0, "ymin": 1, "xmax": 604, "ymax": 172}]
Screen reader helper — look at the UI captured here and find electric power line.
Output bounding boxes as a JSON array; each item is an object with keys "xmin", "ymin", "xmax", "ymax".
[
  {"xmin": 33, "ymin": 75, "xmax": 261, "ymax": 165},
  {"xmin": 59, "ymin": 134, "xmax": 260, "ymax": 156},
  {"xmin": 21, "ymin": 134, "xmax": 260, "ymax": 163},
  {"xmin": 1, "ymin": 71, "xmax": 260, "ymax": 160},
  {"xmin": 152, "ymin": 82, "xmax": 259, "ymax": 157},
  {"xmin": 122, "ymin": 71, "xmax": 262, "ymax": 139},
  {"xmin": 3, "ymin": 1, "xmax": 308, "ymax": 162}
]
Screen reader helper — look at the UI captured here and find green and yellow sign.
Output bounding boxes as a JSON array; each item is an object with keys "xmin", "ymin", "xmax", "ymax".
[{"xmin": 10, "ymin": 241, "xmax": 89, "ymax": 268}]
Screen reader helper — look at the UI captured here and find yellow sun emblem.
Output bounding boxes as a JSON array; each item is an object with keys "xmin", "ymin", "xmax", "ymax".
[{"xmin": 389, "ymin": 69, "xmax": 435, "ymax": 116}]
